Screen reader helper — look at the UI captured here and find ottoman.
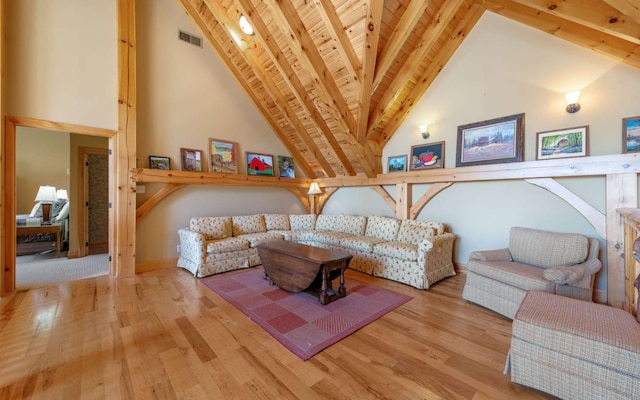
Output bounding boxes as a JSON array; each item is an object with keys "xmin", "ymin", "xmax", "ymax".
[{"xmin": 504, "ymin": 290, "xmax": 640, "ymax": 400}]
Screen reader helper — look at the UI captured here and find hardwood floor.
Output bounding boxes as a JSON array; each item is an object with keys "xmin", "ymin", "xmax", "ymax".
[{"xmin": 0, "ymin": 267, "xmax": 555, "ymax": 399}]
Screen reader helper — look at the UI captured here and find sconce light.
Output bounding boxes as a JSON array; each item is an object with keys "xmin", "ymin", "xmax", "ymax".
[
  {"xmin": 419, "ymin": 124, "xmax": 430, "ymax": 140},
  {"xmin": 564, "ymin": 91, "xmax": 581, "ymax": 113},
  {"xmin": 239, "ymin": 15, "xmax": 254, "ymax": 35}
]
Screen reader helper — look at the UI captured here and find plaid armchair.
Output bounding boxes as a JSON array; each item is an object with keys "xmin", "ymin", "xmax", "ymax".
[{"xmin": 462, "ymin": 226, "xmax": 601, "ymax": 319}]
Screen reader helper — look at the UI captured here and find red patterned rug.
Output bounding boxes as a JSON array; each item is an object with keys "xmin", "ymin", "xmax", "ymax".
[{"xmin": 201, "ymin": 267, "xmax": 412, "ymax": 360}]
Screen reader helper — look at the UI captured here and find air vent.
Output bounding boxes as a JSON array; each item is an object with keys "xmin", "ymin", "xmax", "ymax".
[{"xmin": 178, "ymin": 30, "xmax": 202, "ymax": 48}]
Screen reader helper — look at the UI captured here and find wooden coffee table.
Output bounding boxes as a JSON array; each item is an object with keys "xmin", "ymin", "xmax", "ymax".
[{"xmin": 256, "ymin": 241, "xmax": 352, "ymax": 305}]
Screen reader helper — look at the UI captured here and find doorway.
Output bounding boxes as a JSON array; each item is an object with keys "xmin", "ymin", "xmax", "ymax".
[{"xmin": 80, "ymin": 148, "xmax": 109, "ymax": 256}]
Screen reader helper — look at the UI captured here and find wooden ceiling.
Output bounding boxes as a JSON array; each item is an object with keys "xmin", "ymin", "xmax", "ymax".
[{"xmin": 177, "ymin": 0, "xmax": 640, "ymax": 178}]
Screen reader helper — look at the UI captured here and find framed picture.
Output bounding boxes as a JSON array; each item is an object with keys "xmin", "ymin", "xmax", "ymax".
[
  {"xmin": 456, "ymin": 113, "xmax": 524, "ymax": 167},
  {"xmin": 277, "ymin": 155, "xmax": 295, "ymax": 178},
  {"xmin": 246, "ymin": 152, "xmax": 274, "ymax": 176},
  {"xmin": 387, "ymin": 155, "xmax": 407, "ymax": 172},
  {"xmin": 148, "ymin": 155, "xmax": 171, "ymax": 170},
  {"xmin": 209, "ymin": 138, "xmax": 238, "ymax": 173},
  {"xmin": 536, "ymin": 125, "xmax": 589, "ymax": 160},
  {"xmin": 622, "ymin": 115, "xmax": 640, "ymax": 153},
  {"xmin": 180, "ymin": 148, "xmax": 205, "ymax": 172},
  {"xmin": 409, "ymin": 142, "xmax": 445, "ymax": 171}
]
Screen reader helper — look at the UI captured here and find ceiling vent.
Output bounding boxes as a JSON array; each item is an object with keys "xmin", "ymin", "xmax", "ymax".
[{"xmin": 178, "ymin": 30, "xmax": 202, "ymax": 48}]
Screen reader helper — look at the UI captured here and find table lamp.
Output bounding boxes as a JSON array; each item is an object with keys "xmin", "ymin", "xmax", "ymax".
[
  {"xmin": 307, "ymin": 182, "xmax": 322, "ymax": 214},
  {"xmin": 35, "ymin": 185, "xmax": 57, "ymax": 224}
]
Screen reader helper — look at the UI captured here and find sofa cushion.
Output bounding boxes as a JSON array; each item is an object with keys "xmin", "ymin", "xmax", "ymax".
[
  {"xmin": 373, "ymin": 242, "xmax": 418, "ymax": 261},
  {"xmin": 467, "ymin": 260, "xmax": 555, "ymax": 292},
  {"xmin": 289, "ymin": 214, "xmax": 317, "ymax": 230},
  {"xmin": 365, "ymin": 215, "xmax": 401, "ymax": 241},
  {"xmin": 397, "ymin": 222, "xmax": 435, "ymax": 245},
  {"xmin": 315, "ymin": 214, "xmax": 368, "ymax": 236},
  {"xmin": 191, "ymin": 216, "xmax": 233, "ymax": 240},
  {"xmin": 509, "ymin": 227, "xmax": 589, "ymax": 268},
  {"xmin": 264, "ymin": 214, "xmax": 290, "ymax": 231},
  {"xmin": 239, "ymin": 232, "xmax": 284, "ymax": 247},
  {"xmin": 339, "ymin": 235, "xmax": 386, "ymax": 253},
  {"xmin": 206, "ymin": 237, "xmax": 250, "ymax": 254},
  {"xmin": 232, "ymin": 215, "xmax": 266, "ymax": 236},
  {"xmin": 309, "ymin": 231, "xmax": 350, "ymax": 246}
]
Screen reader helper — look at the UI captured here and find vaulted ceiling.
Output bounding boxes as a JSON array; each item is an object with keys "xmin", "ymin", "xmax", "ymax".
[{"xmin": 177, "ymin": 0, "xmax": 640, "ymax": 178}]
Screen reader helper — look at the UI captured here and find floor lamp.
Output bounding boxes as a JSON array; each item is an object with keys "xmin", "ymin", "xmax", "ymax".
[
  {"xmin": 35, "ymin": 185, "xmax": 57, "ymax": 224},
  {"xmin": 307, "ymin": 182, "xmax": 322, "ymax": 214}
]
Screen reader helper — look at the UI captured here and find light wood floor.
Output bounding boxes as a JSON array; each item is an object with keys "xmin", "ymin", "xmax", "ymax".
[{"xmin": 0, "ymin": 267, "xmax": 555, "ymax": 400}]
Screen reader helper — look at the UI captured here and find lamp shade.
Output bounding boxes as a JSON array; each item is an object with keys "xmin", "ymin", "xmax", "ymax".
[
  {"xmin": 307, "ymin": 182, "xmax": 322, "ymax": 195},
  {"xmin": 56, "ymin": 189, "xmax": 68, "ymax": 200},
  {"xmin": 564, "ymin": 91, "xmax": 580, "ymax": 104},
  {"xmin": 34, "ymin": 186, "xmax": 57, "ymax": 203}
]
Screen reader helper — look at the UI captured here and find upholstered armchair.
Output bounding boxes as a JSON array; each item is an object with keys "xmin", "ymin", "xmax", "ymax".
[{"xmin": 462, "ymin": 226, "xmax": 601, "ymax": 319}]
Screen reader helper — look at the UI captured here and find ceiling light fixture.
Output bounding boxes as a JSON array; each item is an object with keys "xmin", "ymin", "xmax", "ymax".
[{"xmin": 239, "ymin": 15, "xmax": 254, "ymax": 36}]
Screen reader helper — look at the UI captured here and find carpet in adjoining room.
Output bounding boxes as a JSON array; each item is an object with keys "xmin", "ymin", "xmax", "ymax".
[{"xmin": 201, "ymin": 267, "xmax": 412, "ymax": 360}]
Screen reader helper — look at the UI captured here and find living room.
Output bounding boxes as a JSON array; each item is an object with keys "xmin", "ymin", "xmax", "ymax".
[{"xmin": 1, "ymin": 0, "xmax": 639, "ymax": 398}]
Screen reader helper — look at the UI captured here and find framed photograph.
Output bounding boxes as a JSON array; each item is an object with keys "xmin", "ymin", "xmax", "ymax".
[
  {"xmin": 456, "ymin": 113, "xmax": 524, "ymax": 167},
  {"xmin": 622, "ymin": 115, "xmax": 640, "ymax": 153},
  {"xmin": 536, "ymin": 125, "xmax": 589, "ymax": 160},
  {"xmin": 409, "ymin": 142, "xmax": 445, "ymax": 171},
  {"xmin": 277, "ymin": 155, "xmax": 295, "ymax": 178},
  {"xmin": 246, "ymin": 152, "xmax": 274, "ymax": 176},
  {"xmin": 180, "ymin": 148, "xmax": 205, "ymax": 172},
  {"xmin": 387, "ymin": 155, "xmax": 407, "ymax": 173},
  {"xmin": 209, "ymin": 138, "xmax": 238, "ymax": 173},
  {"xmin": 148, "ymin": 155, "xmax": 171, "ymax": 170}
]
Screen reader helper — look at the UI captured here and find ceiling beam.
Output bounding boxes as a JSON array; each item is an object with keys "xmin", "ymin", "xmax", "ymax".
[
  {"xmin": 604, "ymin": 0, "xmax": 640, "ymax": 25},
  {"xmin": 512, "ymin": 0, "xmax": 640, "ymax": 45}
]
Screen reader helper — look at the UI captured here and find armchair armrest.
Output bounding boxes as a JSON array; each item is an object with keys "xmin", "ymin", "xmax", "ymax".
[
  {"xmin": 177, "ymin": 228, "xmax": 206, "ymax": 264},
  {"xmin": 468, "ymin": 248, "xmax": 512, "ymax": 262},
  {"xmin": 543, "ymin": 259, "xmax": 602, "ymax": 285}
]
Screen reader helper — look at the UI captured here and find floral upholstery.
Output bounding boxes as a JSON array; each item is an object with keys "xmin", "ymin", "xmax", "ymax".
[
  {"xmin": 365, "ymin": 215, "xmax": 401, "ymax": 241},
  {"xmin": 289, "ymin": 214, "xmax": 317, "ymax": 230},
  {"xmin": 190, "ymin": 217, "xmax": 232, "ymax": 240},
  {"xmin": 264, "ymin": 214, "xmax": 290, "ymax": 231},
  {"xmin": 177, "ymin": 213, "xmax": 456, "ymax": 289},
  {"xmin": 232, "ymin": 214, "xmax": 266, "ymax": 236}
]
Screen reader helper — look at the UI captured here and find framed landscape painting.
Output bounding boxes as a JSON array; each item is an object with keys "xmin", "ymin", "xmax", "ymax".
[
  {"xmin": 149, "ymin": 156, "xmax": 171, "ymax": 170},
  {"xmin": 387, "ymin": 155, "xmax": 407, "ymax": 173},
  {"xmin": 209, "ymin": 138, "xmax": 238, "ymax": 173},
  {"xmin": 456, "ymin": 113, "xmax": 524, "ymax": 167},
  {"xmin": 409, "ymin": 141, "xmax": 445, "ymax": 171},
  {"xmin": 180, "ymin": 148, "xmax": 205, "ymax": 172},
  {"xmin": 622, "ymin": 116, "xmax": 640, "ymax": 153},
  {"xmin": 246, "ymin": 152, "xmax": 274, "ymax": 176},
  {"xmin": 536, "ymin": 125, "xmax": 588, "ymax": 160}
]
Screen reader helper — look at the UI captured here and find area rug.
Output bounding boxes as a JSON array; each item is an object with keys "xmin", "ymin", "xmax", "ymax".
[{"xmin": 201, "ymin": 268, "xmax": 412, "ymax": 360}]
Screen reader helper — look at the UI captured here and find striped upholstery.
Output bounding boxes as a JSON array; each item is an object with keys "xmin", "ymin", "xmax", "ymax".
[{"xmin": 506, "ymin": 291, "xmax": 640, "ymax": 399}]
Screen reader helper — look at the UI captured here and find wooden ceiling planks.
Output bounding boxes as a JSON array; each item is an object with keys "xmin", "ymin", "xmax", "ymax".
[{"xmin": 176, "ymin": 0, "xmax": 640, "ymax": 178}]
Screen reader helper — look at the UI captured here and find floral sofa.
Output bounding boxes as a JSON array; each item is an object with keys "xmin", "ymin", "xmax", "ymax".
[{"xmin": 177, "ymin": 213, "xmax": 456, "ymax": 289}]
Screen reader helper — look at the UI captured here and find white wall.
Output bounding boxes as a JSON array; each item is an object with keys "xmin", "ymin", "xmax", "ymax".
[
  {"xmin": 354, "ymin": 12, "xmax": 640, "ymax": 292},
  {"xmin": 135, "ymin": 0, "xmax": 299, "ymax": 262},
  {"xmin": 5, "ymin": 0, "xmax": 117, "ymax": 129}
]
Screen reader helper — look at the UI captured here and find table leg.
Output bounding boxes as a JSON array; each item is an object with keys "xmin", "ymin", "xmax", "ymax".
[
  {"xmin": 338, "ymin": 264, "xmax": 346, "ymax": 296},
  {"xmin": 55, "ymin": 229, "xmax": 61, "ymax": 258},
  {"xmin": 320, "ymin": 267, "xmax": 329, "ymax": 305}
]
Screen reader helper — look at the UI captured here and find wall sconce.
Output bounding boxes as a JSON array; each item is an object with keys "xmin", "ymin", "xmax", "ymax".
[
  {"xmin": 419, "ymin": 124, "xmax": 430, "ymax": 139},
  {"xmin": 307, "ymin": 182, "xmax": 322, "ymax": 214},
  {"xmin": 564, "ymin": 91, "xmax": 581, "ymax": 113},
  {"xmin": 239, "ymin": 15, "xmax": 255, "ymax": 35},
  {"xmin": 34, "ymin": 185, "xmax": 57, "ymax": 224}
]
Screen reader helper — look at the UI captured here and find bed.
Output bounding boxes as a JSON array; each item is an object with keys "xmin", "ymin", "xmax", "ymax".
[{"xmin": 16, "ymin": 200, "xmax": 70, "ymax": 256}]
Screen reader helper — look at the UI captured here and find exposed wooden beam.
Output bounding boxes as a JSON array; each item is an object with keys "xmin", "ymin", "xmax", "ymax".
[
  {"xmin": 136, "ymin": 183, "xmax": 186, "ymax": 224},
  {"xmin": 604, "ymin": 0, "xmax": 640, "ymax": 25},
  {"xmin": 132, "ymin": 168, "xmax": 313, "ymax": 188},
  {"xmin": 373, "ymin": 0, "xmax": 430, "ymax": 89},
  {"xmin": 512, "ymin": 0, "xmax": 640, "ymax": 45},
  {"xmin": 367, "ymin": 0, "xmax": 468, "ymax": 141},
  {"xmin": 481, "ymin": 0, "xmax": 640, "ymax": 68}
]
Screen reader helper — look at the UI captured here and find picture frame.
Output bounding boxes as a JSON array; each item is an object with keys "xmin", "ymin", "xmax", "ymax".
[
  {"xmin": 148, "ymin": 155, "xmax": 171, "ymax": 170},
  {"xmin": 409, "ymin": 142, "xmax": 445, "ymax": 171},
  {"xmin": 456, "ymin": 113, "xmax": 524, "ymax": 167},
  {"xmin": 180, "ymin": 148, "xmax": 205, "ymax": 172},
  {"xmin": 209, "ymin": 138, "xmax": 238, "ymax": 173},
  {"xmin": 246, "ymin": 152, "xmax": 274, "ymax": 176},
  {"xmin": 622, "ymin": 115, "xmax": 640, "ymax": 153},
  {"xmin": 387, "ymin": 155, "xmax": 407, "ymax": 173},
  {"xmin": 277, "ymin": 155, "xmax": 295, "ymax": 178},
  {"xmin": 536, "ymin": 125, "xmax": 589, "ymax": 160}
]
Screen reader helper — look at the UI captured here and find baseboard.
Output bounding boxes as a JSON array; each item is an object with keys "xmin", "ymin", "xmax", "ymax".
[
  {"xmin": 136, "ymin": 258, "xmax": 178, "ymax": 273},
  {"xmin": 67, "ymin": 250, "xmax": 79, "ymax": 259},
  {"xmin": 454, "ymin": 263, "xmax": 467, "ymax": 274},
  {"xmin": 594, "ymin": 289, "xmax": 607, "ymax": 304}
]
